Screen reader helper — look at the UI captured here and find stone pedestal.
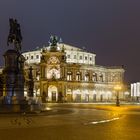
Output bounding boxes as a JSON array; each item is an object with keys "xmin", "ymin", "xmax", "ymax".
[{"xmin": 2, "ymin": 49, "xmax": 25, "ymax": 105}]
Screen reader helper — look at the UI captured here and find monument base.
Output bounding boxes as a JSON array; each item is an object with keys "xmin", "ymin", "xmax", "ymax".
[
  {"xmin": 0, "ymin": 104, "xmax": 32, "ymax": 113},
  {"xmin": 0, "ymin": 96, "xmax": 31, "ymax": 113},
  {"xmin": 0, "ymin": 96, "xmax": 43, "ymax": 113}
]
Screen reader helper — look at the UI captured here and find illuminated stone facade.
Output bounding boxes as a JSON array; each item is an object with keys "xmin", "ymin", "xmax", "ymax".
[
  {"xmin": 131, "ymin": 82, "xmax": 140, "ymax": 102},
  {"xmin": 23, "ymin": 42, "xmax": 125, "ymax": 102}
]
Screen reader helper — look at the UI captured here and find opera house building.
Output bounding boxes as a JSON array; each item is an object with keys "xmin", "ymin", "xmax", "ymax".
[{"xmin": 22, "ymin": 36, "xmax": 125, "ymax": 103}]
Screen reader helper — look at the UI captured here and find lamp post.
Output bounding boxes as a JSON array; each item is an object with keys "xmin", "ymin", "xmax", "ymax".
[{"xmin": 114, "ymin": 85, "xmax": 122, "ymax": 106}]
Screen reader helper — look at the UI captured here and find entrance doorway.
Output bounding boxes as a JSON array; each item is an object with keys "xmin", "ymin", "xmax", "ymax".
[
  {"xmin": 67, "ymin": 94, "xmax": 72, "ymax": 102},
  {"xmin": 52, "ymin": 91, "xmax": 56, "ymax": 101},
  {"xmin": 93, "ymin": 94, "xmax": 96, "ymax": 102},
  {"xmin": 48, "ymin": 85, "xmax": 58, "ymax": 102},
  {"xmin": 75, "ymin": 94, "xmax": 81, "ymax": 102},
  {"xmin": 85, "ymin": 94, "xmax": 89, "ymax": 102}
]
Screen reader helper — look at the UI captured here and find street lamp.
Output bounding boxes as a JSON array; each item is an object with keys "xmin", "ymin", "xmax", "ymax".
[{"xmin": 114, "ymin": 85, "xmax": 122, "ymax": 106}]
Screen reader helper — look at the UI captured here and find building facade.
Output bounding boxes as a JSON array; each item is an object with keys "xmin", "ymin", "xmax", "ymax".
[
  {"xmin": 23, "ymin": 37, "xmax": 125, "ymax": 103},
  {"xmin": 131, "ymin": 82, "xmax": 140, "ymax": 102}
]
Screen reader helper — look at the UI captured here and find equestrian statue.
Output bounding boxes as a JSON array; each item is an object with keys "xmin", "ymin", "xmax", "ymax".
[{"xmin": 7, "ymin": 18, "xmax": 22, "ymax": 52}]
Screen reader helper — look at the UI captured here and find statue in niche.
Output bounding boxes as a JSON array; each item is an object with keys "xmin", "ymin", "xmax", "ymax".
[{"xmin": 7, "ymin": 18, "xmax": 22, "ymax": 52}]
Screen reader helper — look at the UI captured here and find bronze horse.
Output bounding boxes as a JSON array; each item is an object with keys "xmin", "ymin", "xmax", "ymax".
[{"xmin": 7, "ymin": 18, "xmax": 22, "ymax": 51}]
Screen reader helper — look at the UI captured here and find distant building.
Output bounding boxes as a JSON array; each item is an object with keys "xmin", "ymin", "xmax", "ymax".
[
  {"xmin": 131, "ymin": 82, "xmax": 140, "ymax": 102},
  {"xmin": 0, "ymin": 67, "xmax": 3, "ymax": 97},
  {"xmin": 22, "ymin": 37, "xmax": 125, "ymax": 103}
]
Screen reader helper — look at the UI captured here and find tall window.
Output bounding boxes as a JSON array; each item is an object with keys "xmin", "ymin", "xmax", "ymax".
[
  {"xmin": 79, "ymin": 56, "xmax": 82, "ymax": 60},
  {"xmin": 93, "ymin": 73, "xmax": 97, "ymax": 82},
  {"xmin": 74, "ymin": 55, "xmax": 76, "ymax": 59},
  {"xmin": 76, "ymin": 72, "xmax": 81, "ymax": 81},
  {"xmin": 93, "ymin": 94, "xmax": 96, "ymax": 101},
  {"xmin": 67, "ymin": 72, "xmax": 72, "ymax": 81},
  {"xmin": 85, "ymin": 73, "xmax": 89, "ymax": 81},
  {"xmin": 36, "ymin": 55, "xmax": 39, "ymax": 59},
  {"xmin": 67, "ymin": 55, "xmax": 70, "ymax": 58},
  {"xmin": 99, "ymin": 74, "xmax": 104, "ymax": 82}
]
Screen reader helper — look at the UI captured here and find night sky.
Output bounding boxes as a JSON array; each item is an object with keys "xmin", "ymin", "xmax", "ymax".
[{"xmin": 0, "ymin": 0, "xmax": 140, "ymax": 83}]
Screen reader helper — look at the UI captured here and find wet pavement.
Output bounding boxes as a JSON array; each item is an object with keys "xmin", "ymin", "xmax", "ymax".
[{"xmin": 0, "ymin": 103, "xmax": 140, "ymax": 140}]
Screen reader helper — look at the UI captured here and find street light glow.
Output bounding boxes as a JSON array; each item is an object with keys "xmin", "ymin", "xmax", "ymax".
[{"xmin": 114, "ymin": 85, "xmax": 122, "ymax": 91}]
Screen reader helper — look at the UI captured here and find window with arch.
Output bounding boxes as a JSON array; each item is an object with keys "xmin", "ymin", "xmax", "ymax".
[{"xmin": 67, "ymin": 71, "xmax": 72, "ymax": 81}]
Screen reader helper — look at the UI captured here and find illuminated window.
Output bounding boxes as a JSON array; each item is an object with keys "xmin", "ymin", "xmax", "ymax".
[
  {"xmin": 93, "ymin": 73, "xmax": 97, "ymax": 82},
  {"xmin": 47, "ymin": 68, "xmax": 60, "ymax": 79},
  {"xmin": 67, "ymin": 72, "xmax": 72, "ymax": 81},
  {"xmin": 85, "ymin": 73, "xmax": 89, "ymax": 81}
]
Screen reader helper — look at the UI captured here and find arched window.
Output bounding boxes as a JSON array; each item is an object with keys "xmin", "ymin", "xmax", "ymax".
[{"xmin": 67, "ymin": 72, "xmax": 72, "ymax": 81}]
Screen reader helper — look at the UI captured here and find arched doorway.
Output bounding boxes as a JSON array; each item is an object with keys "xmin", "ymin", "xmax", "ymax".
[
  {"xmin": 73, "ymin": 89, "xmax": 81, "ymax": 102},
  {"xmin": 66, "ymin": 89, "xmax": 73, "ymax": 102},
  {"xmin": 48, "ymin": 85, "xmax": 58, "ymax": 102}
]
